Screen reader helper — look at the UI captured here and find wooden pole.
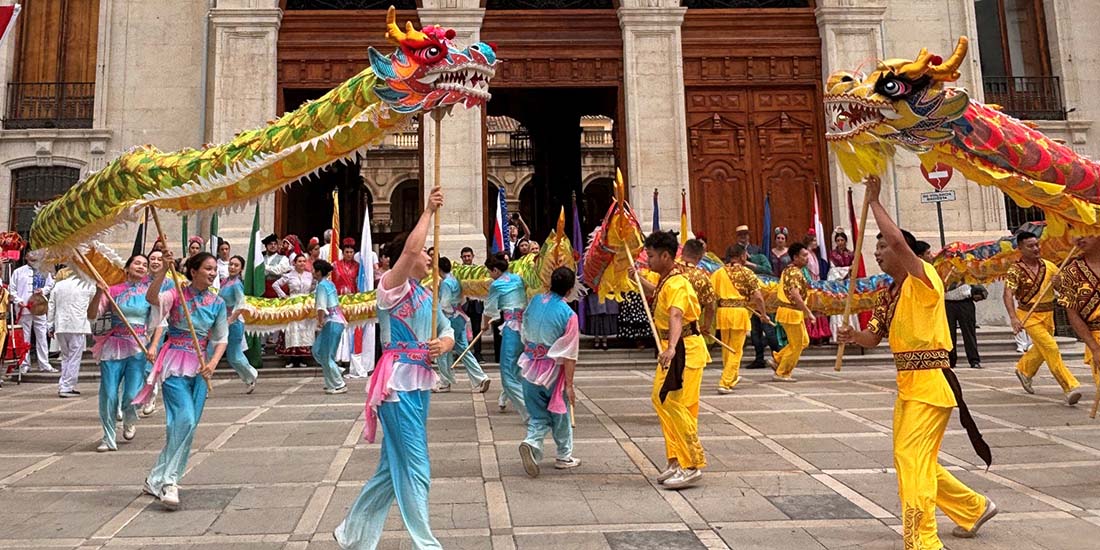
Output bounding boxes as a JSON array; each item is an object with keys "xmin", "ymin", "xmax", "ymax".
[
  {"xmin": 447, "ymin": 329, "xmax": 485, "ymax": 372},
  {"xmin": 623, "ymin": 243, "xmax": 663, "ymax": 354},
  {"xmin": 73, "ymin": 250, "xmax": 151, "ymax": 359},
  {"xmin": 148, "ymin": 207, "xmax": 212, "ymax": 391},
  {"xmin": 430, "ymin": 113, "xmax": 443, "ymax": 341},
  {"xmin": 704, "ymin": 332, "xmax": 739, "ymax": 356},
  {"xmin": 1091, "ymin": 357, "xmax": 1100, "ymax": 419},
  {"xmin": 835, "ymin": 186, "xmax": 872, "ymax": 372},
  {"xmin": 1020, "ymin": 245, "xmax": 1079, "ymax": 326}
]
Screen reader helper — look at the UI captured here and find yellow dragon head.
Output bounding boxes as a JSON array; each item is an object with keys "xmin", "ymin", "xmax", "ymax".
[{"xmin": 824, "ymin": 38, "xmax": 972, "ymax": 180}]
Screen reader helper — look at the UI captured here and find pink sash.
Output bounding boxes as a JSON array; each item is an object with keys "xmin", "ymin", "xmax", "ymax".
[
  {"xmin": 363, "ymin": 343, "xmax": 431, "ymax": 443},
  {"xmin": 521, "ymin": 344, "xmax": 568, "ymax": 415}
]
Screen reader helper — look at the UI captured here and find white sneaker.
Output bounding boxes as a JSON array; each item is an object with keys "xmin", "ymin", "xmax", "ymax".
[
  {"xmin": 554, "ymin": 457, "xmax": 581, "ymax": 470},
  {"xmin": 246, "ymin": 381, "xmax": 256, "ymax": 395},
  {"xmin": 160, "ymin": 484, "xmax": 180, "ymax": 509},
  {"xmin": 716, "ymin": 385, "xmax": 733, "ymax": 395},
  {"xmin": 519, "ymin": 442, "xmax": 540, "ymax": 478},
  {"xmin": 325, "ymin": 385, "xmax": 348, "ymax": 395},
  {"xmin": 115, "ymin": 409, "xmax": 123, "ymax": 422},
  {"xmin": 771, "ymin": 375, "xmax": 796, "ymax": 382},
  {"xmin": 662, "ymin": 468, "xmax": 702, "ymax": 490},
  {"xmin": 1016, "ymin": 370, "xmax": 1035, "ymax": 394},
  {"xmin": 477, "ymin": 379, "xmax": 492, "ymax": 393},
  {"xmin": 96, "ymin": 441, "xmax": 114, "ymax": 452},
  {"xmin": 123, "ymin": 423, "xmax": 136, "ymax": 441},
  {"xmin": 952, "ymin": 499, "xmax": 997, "ymax": 538},
  {"xmin": 39, "ymin": 366, "xmax": 58, "ymax": 373},
  {"xmin": 141, "ymin": 400, "xmax": 157, "ymax": 417},
  {"xmin": 1066, "ymin": 386, "xmax": 1084, "ymax": 406},
  {"xmin": 18, "ymin": 364, "xmax": 29, "ymax": 375},
  {"xmin": 432, "ymin": 384, "xmax": 451, "ymax": 393},
  {"xmin": 655, "ymin": 461, "xmax": 679, "ymax": 484}
]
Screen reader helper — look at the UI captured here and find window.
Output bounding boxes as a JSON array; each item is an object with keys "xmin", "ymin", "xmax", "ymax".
[
  {"xmin": 10, "ymin": 166, "xmax": 81, "ymax": 237},
  {"xmin": 1004, "ymin": 195, "xmax": 1044, "ymax": 232},
  {"xmin": 284, "ymin": 0, "xmax": 417, "ymax": 9},
  {"xmin": 683, "ymin": 1, "xmax": 811, "ymax": 7},
  {"xmin": 485, "ymin": 1, "xmax": 613, "ymax": 9},
  {"xmin": 975, "ymin": 0, "xmax": 1064, "ymax": 120},
  {"xmin": 390, "ymin": 180, "xmax": 422, "ymax": 235}
]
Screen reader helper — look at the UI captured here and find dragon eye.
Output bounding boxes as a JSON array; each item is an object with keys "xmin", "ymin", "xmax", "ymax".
[
  {"xmin": 426, "ymin": 46, "xmax": 440, "ymax": 57},
  {"xmin": 879, "ymin": 77, "xmax": 912, "ymax": 97}
]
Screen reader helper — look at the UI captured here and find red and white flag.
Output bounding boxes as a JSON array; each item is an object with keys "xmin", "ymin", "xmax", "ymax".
[
  {"xmin": 811, "ymin": 187, "xmax": 827, "ymax": 258},
  {"xmin": 0, "ymin": 5, "xmax": 20, "ymax": 45}
]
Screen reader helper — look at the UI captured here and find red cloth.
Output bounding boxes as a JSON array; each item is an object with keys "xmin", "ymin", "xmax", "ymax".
[{"xmin": 333, "ymin": 260, "xmax": 359, "ymax": 295}]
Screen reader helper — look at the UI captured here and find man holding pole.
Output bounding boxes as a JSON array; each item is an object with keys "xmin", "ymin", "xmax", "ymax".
[
  {"xmin": 434, "ymin": 256, "xmax": 491, "ymax": 394},
  {"xmin": 1055, "ymin": 235, "xmax": 1100, "ymax": 409},
  {"xmin": 644, "ymin": 230, "xmax": 708, "ymax": 490},
  {"xmin": 517, "ymin": 266, "xmax": 582, "ymax": 477},
  {"xmin": 772, "ymin": 242, "xmax": 815, "ymax": 382},
  {"xmin": 838, "ymin": 175, "xmax": 996, "ymax": 549},
  {"xmin": 1003, "ymin": 231, "xmax": 1084, "ymax": 404}
]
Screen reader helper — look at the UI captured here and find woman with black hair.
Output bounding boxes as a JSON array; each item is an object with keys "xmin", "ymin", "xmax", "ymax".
[{"xmin": 311, "ymin": 259, "xmax": 346, "ymax": 394}]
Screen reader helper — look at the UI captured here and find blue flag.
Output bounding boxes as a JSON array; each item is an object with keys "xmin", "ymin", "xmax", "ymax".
[
  {"xmin": 652, "ymin": 188, "xmax": 660, "ymax": 233},
  {"xmin": 572, "ymin": 192, "xmax": 586, "ymax": 331},
  {"xmin": 762, "ymin": 193, "xmax": 773, "ymax": 259},
  {"xmin": 491, "ymin": 187, "xmax": 510, "ymax": 255}
]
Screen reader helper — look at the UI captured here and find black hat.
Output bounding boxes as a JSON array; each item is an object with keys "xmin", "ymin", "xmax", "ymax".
[{"xmin": 261, "ymin": 234, "xmax": 278, "ymax": 245}]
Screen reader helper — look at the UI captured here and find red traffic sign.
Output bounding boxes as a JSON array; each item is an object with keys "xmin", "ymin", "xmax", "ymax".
[{"xmin": 921, "ymin": 162, "xmax": 954, "ymax": 191}]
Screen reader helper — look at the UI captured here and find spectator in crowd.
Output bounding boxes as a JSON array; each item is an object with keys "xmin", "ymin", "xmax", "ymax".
[
  {"xmin": 49, "ymin": 268, "xmax": 95, "ymax": 398},
  {"xmin": 262, "ymin": 234, "xmax": 290, "ymax": 298},
  {"xmin": 945, "ymin": 281, "xmax": 983, "ymax": 369},
  {"xmin": 584, "ymin": 290, "xmax": 618, "ymax": 351},
  {"xmin": 914, "ymin": 241, "xmax": 934, "ymax": 262},
  {"xmin": 802, "ymin": 231, "xmax": 831, "ymax": 345},
  {"xmin": 827, "ymin": 227, "xmax": 858, "ymax": 342},
  {"xmin": 770, "ymin": 227, "xmax": 791, "ymax": 277},
  {"xmin": 282, "ymin": 235, "xmax": 302, "ymax": 263},
  {"xmin": 274, "ymin": 254, "xmax": 315, "ymax": 367},
  {"xmin": 308, "ymin": 240, "xmax": 322, "ymax": 263},
  {"xmin": 216, "ymin": 239, "xmax": 231, "ymax": 287},
  {"xmin": 11, "ymin": 249, "xmax": 55, "ymax": 373},
  {"xmin": 460, "ymin": 246, "xmax": 485, "ymax": 361},
  {"xmin": 318, "ymin": 229, "xmax": 334, "ymax": 262},
  {"xmin": 737, "ymin": 225, "xmax": 777, "ymax": 369}
]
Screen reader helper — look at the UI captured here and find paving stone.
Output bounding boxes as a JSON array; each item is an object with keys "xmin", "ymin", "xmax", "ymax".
[
  {"xmin": 604, "ymin": 529, "xmax": 706, "ymax": 550},
  {"xmin": 714, "ymin": 526, "xmax": 827, "ymax": 549},
  {"xmin": 515, "ymin": 532, "xmax": 612, "ymax": 550},
  {"xmin": 765, "ymin": 494, "xmax": 873, "ymax": 520}
]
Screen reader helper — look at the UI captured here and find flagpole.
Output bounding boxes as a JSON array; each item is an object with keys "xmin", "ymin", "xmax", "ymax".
[{"xmin": 835, "ymin": 180, "xmax": 872, "ymax": 372}]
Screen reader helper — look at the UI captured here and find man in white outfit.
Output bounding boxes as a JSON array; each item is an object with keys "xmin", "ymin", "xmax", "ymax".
[
  {"xmin": 48, "ymin": 268, "xmax": 95, "ymax": 397},
  {"xmin": 10, "ymin": 250, "xmax": 55, "ymax": 373}
]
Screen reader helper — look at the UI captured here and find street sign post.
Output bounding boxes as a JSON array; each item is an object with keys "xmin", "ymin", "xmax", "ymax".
[{"xmin": 920, "ymin": 163, "xmax": 955, "ymax": 247}]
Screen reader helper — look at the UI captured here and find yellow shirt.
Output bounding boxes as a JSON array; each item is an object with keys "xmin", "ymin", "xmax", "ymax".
[
  {"xmin": 867, "ymin": 261, "xmax": 956, "ymax": 407},
  {"xmin": 1056, "ymin": 258, "xmax": 1100, "ymax": 328},
  {"xmin": 677, "ymin": 260, "xmax": 717, "ymax": 311},
  {"xmin": 653, "ymin": 271, "xmax": 710, "ymax": 368},
  {"xmin": 1005, "ymin": 259, "xmax": 1057, "ymax": 326},
  {"xmin": 710, "ymin": 264, "xmax": 759, "ymax": 331},
  {"xmin": 776, "ymin": 264, "xmax": 807, "ymax": 324}
]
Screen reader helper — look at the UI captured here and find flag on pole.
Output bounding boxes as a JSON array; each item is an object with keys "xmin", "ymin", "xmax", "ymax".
[
  {"xmin": 0, "ymin": 5, "xmax": 22, "ymax": 45},
  {"xmin": 762, "ymin": 194, "xmax": 773, "ymax": 259},
  {"xmin": 329, "ymin": 190, "xmax": 340, "ymax": 263},
  {"xmin": 349, "ymin": 207, "xmax": 377, "ymax": 377},
  {"xmin": 679, "ymin": 189, "xmax": 689, "ymax": 245},
  {"xmin": 572, "ymin": 192, "xmax": 586, "ymax": 332},
  {"xmin": 131, "ymin": 210, "xmax": 147, "ymax": 257},
  {"xmin": 491, "ymin": 187, "xmax": 510, "ymax": 255},
  {"xmin": 811, "ymin": 186, "xmax": 827, "ymax": 261},
  {"xmin": 652, "ymin": 188, "xmax": 660, "ymax": 233},
  {"xmin": 848, "ymin": 187, "xmax": 870, "ymax": 329},
  {"xmin": 243, "ymin": 203, "xmax": 265, "ymax": 368},
  {"xmin": 181, "ymin": 215, "xmax": 189, "ymax": 255},
  {"xmin": 208, "ymin": 212, "xmax": 220, "ymax": 255}
]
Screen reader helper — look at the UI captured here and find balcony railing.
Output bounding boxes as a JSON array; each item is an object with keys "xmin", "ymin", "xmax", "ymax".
[
  {"xmin": 4, "ymin": 82, "xmax": 95, "ymax": 129},
  {"xmin": 983, "ymin": 76, "xmax": 1065, "ymax": 121},
  {"xmin": 582, "ymin": 130, "xmax": 613, "ymax": 146}
]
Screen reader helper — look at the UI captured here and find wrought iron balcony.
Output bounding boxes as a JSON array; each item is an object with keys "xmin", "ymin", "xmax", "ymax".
[
  {"xmin": 4, "ymin": 82, "xmax": 95, "ymax": 129},
  {"xmin": 982, "ymin": 76, "xmax": 1066, "ymax": 121}
]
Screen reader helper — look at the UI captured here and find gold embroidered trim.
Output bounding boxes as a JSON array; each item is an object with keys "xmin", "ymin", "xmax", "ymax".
[
  {"xmin": 717, "ymin": 298, "xmax": 747, "ymax": 308},
  {"xmin": 657, "ymin": 322, "xmax": 699, "ymax": 340},
  {"xmin": 893, "ymin": 349, "xmax": 949, "ymax": 371}
]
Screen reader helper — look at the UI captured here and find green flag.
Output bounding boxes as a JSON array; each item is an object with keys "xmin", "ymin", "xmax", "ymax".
[
  {"xmin": 208, "ymin": 212, "xmax": 219, "ymax": 256},
  {"xmin": 181, "ymin": 215, "xmax": 189, "ymax": 255},
  {"xmin": 243, "ymin": 203, "xmax": 265, "ymax": 368}
]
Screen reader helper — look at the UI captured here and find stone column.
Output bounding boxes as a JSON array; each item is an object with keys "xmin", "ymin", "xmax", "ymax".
[
  {"xmin": 208, "ymin": 0, "xmax": 281, "ymax": 244},
  {"xmin": 816, "ymin": 0, "xmax": 888, "ymax": 271},
  {"xmin": 418, "ymin": 1, "xmax": 488, "ymax": 258},
  {"xmin": 618, "ymin": 1, "xmax": 691, "ymax": 234}
]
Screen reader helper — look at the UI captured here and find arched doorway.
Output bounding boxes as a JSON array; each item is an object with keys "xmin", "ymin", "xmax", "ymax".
[
  {"xmin": 582, "ymin": 176, "xmax": 614, "ymax": 235},
  {"xmin": 389, "ymin": 179, "xmax": 421, "ymax": 237}
]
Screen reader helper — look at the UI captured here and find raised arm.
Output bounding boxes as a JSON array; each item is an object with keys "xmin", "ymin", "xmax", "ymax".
[
  {"xmin": 866, "ymin": 175, "xmax": 928, "ymax": 285},
  {"xmin": 382, "ymin": 186, "xmax": 442, "ymax": 291}
]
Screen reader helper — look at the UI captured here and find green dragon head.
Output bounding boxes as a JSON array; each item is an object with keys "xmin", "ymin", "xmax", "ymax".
[
  {"xmin": 369, "ymin": 7, "xmax": 498, "ymax": 113},
  {"xmin": 823, "ymin": 38, "xmax": 971, "ymax": 179}
]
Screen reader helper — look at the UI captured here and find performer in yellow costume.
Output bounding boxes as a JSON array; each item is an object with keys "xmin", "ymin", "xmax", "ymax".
[
  {"xmin": 642, "ymin": 231, "xmax": 708, "ymax": 490},
  {"xmin": 679, "ymin": 238, "xmax": 717, "ymax": 335},
  {"xmin": 1056, "ymin": 235, "xmax": 1100, "ymax": 388},
  {"xmin": 712, "ymin": 243, "xmax": 769, "ymax": 393},
  {"xmin": 839, "ymin": 175, "xmax": 996, "ymax": 550},
  {"xmin": 773, "ymin": 243, "xmax": 814, "ymax": 382},
  {"xmin": 1002, "ymin": 230, "xmax": 1084, "ymax": 404}
]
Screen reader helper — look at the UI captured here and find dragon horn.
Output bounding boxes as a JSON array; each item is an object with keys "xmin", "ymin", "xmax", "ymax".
[
  {"xmin": 614, "ymin": 168, "xmax": 625, "ymax": 204},
  {"xmin": 928, "ymin": 37, "xmax": 969, "ymax": 81},
  {"xmin": 896, "ymin": 48, "xmax": 935, "ymax": 80},
  {"xmin": 556, "ymin": 207, "xmax": 566, "ymax": 237},
  {"xmin": 385, "ymin": 6, "xmax": 406, "ymax": 44}
]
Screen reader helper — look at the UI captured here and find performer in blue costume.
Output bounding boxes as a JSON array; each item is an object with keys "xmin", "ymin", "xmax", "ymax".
[
  {"xmin": 434, "ymin": 256, "xmax": 491, "ymax": 394},
  {"xmin": 517, "ymin": 267, "xmax": 582, "ymax": 478},
  {"xmin": 482, "ymin": 254, "xmax": 528, "ymax": 418},
  {"xmin": 312, "ymin": 259, "xmax": 348, "ymax": 394},
  {"xmin": 87, "ymin": 254, "xmax": 164, "ymax": 452},
  {"xmin": 221, "ymin": 255, "xmax": 258, "ymax": 393},
  {"xmin": 136, "ymin": 251, "xmax": 228, "ymax": 510},
  {"xmin": 335, "ymin": 186, "xmax": 454, "ymax": 550}
]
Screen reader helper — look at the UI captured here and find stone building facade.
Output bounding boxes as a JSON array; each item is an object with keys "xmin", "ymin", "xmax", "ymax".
[{"xmin": 1, "ymin": 0, "xmax": 1096, "ymax": 297}]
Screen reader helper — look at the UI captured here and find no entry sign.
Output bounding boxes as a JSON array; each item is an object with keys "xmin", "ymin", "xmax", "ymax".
[{"xmin": 921, "ymin": 162, "xmax": 954, "ymax": 191}]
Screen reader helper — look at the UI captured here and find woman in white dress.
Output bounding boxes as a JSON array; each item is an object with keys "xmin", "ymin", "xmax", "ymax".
[{"xmin": 274, "ymin": 254, "xmax": 315, "ymax": 367}]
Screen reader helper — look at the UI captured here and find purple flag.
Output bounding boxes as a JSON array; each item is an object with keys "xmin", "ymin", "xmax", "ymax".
[{"xmin": 572, "ymin": 192, "xmax": 586, "ymax": 332}]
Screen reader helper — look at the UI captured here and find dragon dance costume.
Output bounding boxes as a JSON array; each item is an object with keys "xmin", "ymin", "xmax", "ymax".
[
  {"xmin": 312, "ymin": 276, "xmax": 347, "ymax": 392},
  {"xmin": 518, "ymin": 291, "xmax": 579, "ymax": 467},
  {"xmin": 91, "ymin": 279, "xmax": 157, "ymax": 450},
  {"xmin": 711, "ymin": 263, "xmax": 760, "ymax": 391},
  {"xmin": 436, "ymin": 273, "xmax": 489, "ymax": 391},
  {"xmin": 773, "ymin": 264, "xmax": 809, "ymax": 380},
  {"xmin": 137, "ymin": 285, "xmax": 228, "ymax": 501},
  {"xmin": 1005, "ymin": 259, "xmax": 1081, "ymax": 397},
  {"xmin": 867, "ymin": 262, "xmax": 990, "ymax": 550},
  {"xmin": 1057, "ymin": 258, "xmax": 1100, "ymax": 387},
  {"xmin": 336, "ymin": 278, "xmax": 452, "ymax": 550},
  {"xmin": 486, "ymin": 271, "xmax": 528, "ymax": 419},
  {"xmin": 219, "ymin": 276, "xmax": 258, "ymax": 388}
]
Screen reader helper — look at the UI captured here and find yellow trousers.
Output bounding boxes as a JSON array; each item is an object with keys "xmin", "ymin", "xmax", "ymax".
[
  {"xmin": 652, "ymin": 364, "xmax": 706, "ymax": 469},
  {"xmin": 1016, "ymin": 311, "xmax": 1079, "ymax": 392},
  {"xmin": 718, "ymin": 329, "xmax": 747, "ymax": 389},
  {"xmin": 774, "ymin": 321, "xmax": 808, "ymax": 378},
  {"xmin": 894, "ymin": 398, "xmax": 987, "ymax": 550},
  {"xmin": 1082, "ymin": 331, "xmax": 1100, "ymax": 386}
]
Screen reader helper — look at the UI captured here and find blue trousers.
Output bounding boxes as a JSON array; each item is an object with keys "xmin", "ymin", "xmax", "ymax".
[
  {"xmin": 99, "ymin": 354, "xmax": 146, "ymax": 449},
  {"xmin": 335, "ymin": 390, "xmax": 440, "ymax": 550},
  {"xmin": 227, "ymin": 320, "xmax": 258, "ymax": 384},
  {"xmin": 522, "ymin": 378, "xmax": 573, "ymax": 462},
  {"xmin": 146, "ymin": 375, "xmax": 207, "ymax": 493},
  {"xmin": 499, "ymin": 327, "xmax": 526, "ymax": 419},
  {"xmin": 313, "ymin": 321, "xmax": 346, "ymax": 390},
  {"xmin": 437, "ymin": 315, "xmax": 488, "ymax": 388}
]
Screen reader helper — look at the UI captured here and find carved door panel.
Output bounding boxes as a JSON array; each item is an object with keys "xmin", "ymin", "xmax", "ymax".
[{"xmin": 687, "ymin": 86, "xmax": 827, "ymax": 256}]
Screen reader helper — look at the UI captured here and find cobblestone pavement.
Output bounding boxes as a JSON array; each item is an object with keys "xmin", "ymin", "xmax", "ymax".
[{"xmin": 3, "ymin": 360, "xmax": 1100, "ymax": 549}]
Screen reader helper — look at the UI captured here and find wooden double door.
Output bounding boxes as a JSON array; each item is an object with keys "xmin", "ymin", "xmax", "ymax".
[{"xmin": 686, "ymin": 86, "xmax": 829, "ymax": 257}]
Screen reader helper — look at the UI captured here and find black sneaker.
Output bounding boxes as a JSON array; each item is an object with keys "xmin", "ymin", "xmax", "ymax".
[
  {"xmin": 746, "ymin": 360, "xmax": 766, "ymax": 370},
  {"xmin": 970, "ymin": 363, "xmax": 983, "ymax": 369}
]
